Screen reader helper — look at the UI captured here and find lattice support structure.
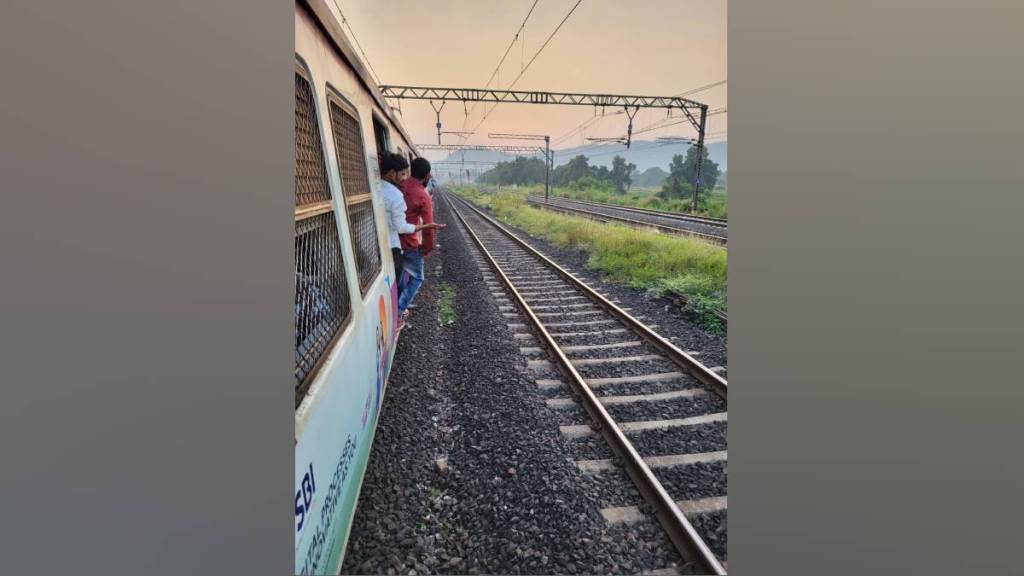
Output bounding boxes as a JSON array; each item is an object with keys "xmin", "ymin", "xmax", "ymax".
[{"xmin": 383, "ymin": 85, "xmax": 711, "ymax": 212}]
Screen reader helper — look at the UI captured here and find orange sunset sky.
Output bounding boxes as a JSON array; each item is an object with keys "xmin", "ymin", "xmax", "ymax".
[{"xmin": 329, "ymin": 0, "xmax": 727, "ymax": 160}]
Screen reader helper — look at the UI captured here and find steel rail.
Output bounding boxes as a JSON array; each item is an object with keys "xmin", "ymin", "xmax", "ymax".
[
  {"xmin": 443, "ymin": 193, "xmax": 727, "ymax": 575},
  {"xmin": 525, "ymin": 197, "xmax": 729, "ymax": 247},
  {"xmin": 451, "ymin": 193, "xmax": 727, "ymax": 400},
  {"xmin": 539, "ymin": 196, "xmax": 729, "ymax": 228}
]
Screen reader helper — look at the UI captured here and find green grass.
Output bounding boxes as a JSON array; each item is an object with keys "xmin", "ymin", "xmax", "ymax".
[
  {"xmin": 450, "ymin": 186, "xmax": 727, "ymax": 333},
  {"xmin": 437, "ymin": 282, "xmax": 456, "ymax": 326},
  {"xmin": 549, "ymin": 185, "xmax": 729, "ymax": 219},
  {"xmin": 455, "ymin": 178, "xmax": 728, "ymax": 218}
]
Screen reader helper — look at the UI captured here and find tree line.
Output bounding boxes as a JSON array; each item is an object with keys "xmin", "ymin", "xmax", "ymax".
[{"xmin": 476, "ymin": 146, "xmax": 721, "ymax": 199}]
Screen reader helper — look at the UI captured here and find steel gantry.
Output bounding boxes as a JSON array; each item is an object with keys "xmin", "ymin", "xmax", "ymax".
[{"xmin": 382, "ymin": 85, "xmax": 711, "ymax": 212}]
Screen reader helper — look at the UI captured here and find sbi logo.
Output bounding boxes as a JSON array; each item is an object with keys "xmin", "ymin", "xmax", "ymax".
[{"xmin": 295, "ymin": 462, "xmax": 315, "ymax": 533}]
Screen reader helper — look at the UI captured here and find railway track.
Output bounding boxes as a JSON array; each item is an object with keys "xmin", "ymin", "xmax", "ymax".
[
  {"xmin": 525, "ymin": 195, "xmax": 728, "ymax": 245},
  {"xmin": 444, "ymin": 192, "xmax": 728, "ymax": 574},
  {"xmin": 547, "ymin": 196, "xmax": 728, "ymax": 228}
]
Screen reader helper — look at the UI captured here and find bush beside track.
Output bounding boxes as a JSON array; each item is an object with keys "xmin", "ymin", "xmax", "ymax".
[{"xmin": 450, "ymin": 185, "xmax": 728, "ymax": 333}]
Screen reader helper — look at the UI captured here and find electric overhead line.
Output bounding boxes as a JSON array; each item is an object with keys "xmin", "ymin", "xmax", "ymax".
[
  {"xmin": 466, "ymin": 0, "xmax": 586, "ymax": 139},
  {"xmin": 552, "ymin": 80, "xmax": 726, "ymax": 148},
  {"xmin": 676, "ymin": 79, "xmax": 727, "ymax": 97},
  {"xmin": 461, "ymin": 0, "xmax": 541, "ymax": 131},
  {"xmin": 553, "ymin": 107, "xmax": 726, "ymax": 160},
  {"xmin": 330, "ymin": 0, "xmax": 383, "ymax": 87},
  {"xmin": 632, "ymin": 108, "xmax": 726, "ymax": 136}
]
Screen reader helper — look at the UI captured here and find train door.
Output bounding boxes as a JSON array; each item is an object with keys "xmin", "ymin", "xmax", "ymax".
[{"xmin": 372, "ymin": 115, "xmax": 390, "ymax": 158}]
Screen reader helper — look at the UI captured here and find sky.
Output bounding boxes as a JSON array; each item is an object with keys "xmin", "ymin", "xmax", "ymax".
[{"xmin": 326, "ymin": 0, "xmax": 726, "ymax": 162}]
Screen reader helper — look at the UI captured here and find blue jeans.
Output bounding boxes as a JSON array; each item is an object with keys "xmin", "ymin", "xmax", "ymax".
[{"xmin": 397, "ymin": 248, "xmax": 424, "ymax": 313}]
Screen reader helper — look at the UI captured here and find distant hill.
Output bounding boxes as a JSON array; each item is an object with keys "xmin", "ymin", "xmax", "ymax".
[
  {"xmin": 631, "ymin": 166, "xmax": 668, "ymax": 187},
  {"xmin": 553, "ymin": 140, "xmax": 727, "ymax": 172},
  {"xmin": 434, "ymin": 139, "xmax": 727, "ymax": 175}
]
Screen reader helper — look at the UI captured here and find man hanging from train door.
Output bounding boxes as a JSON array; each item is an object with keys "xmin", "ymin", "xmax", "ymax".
[
  {"xmin": 379, "ymin": 153, "xmax": 440, "ymax": 331},
  {"xmin": 379, "ymin": 153, "xmax": 414, "ymax": 290},
  {"xmin": 397, "ymin": 157, "xmax": 445, "ymax": 325}
]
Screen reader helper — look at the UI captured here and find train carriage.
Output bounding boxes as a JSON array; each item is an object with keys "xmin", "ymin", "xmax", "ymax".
[{"xmin": 293, "ymin": 2, "xmax": 417, "ymax": 573}]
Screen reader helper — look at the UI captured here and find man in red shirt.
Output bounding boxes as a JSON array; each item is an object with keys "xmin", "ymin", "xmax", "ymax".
[{"xmin": 397, "ymin": 157, "xmax": 445, "ymax": 319}]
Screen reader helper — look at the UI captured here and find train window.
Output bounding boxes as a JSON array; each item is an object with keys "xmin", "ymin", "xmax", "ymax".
[
  {"xmin": 294, "ymin": 69, "xmax": 352, "ymax": 399},
  {"xmin": 328, "ymin": 94, "xmax": 382, "ymax": 294},
  {"xmin": 372, "ymin": 115, "xmax": 390, "ymax": 158}
]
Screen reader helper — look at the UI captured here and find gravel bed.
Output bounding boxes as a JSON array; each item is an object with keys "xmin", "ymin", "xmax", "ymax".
[
  {"xmin": 340, "ymin": 254, "xmax": 449, "ymax": 576},
  {"xmin": 562, "ymin": 342, "xmax": 661, "ymax": 360},
  {"xmin": 623, "ymin": 502, "xmax": 728, "ymax": 568},
  {"xmin": 689, "ymin": 510, "xmax": 728, "ymax": 560},
  {"xmin": 655, "ymin": 461, "xmax": 728, "ymax": 502},
  {"xmin": 344, "ymin": 196, "xmax": 705, "ymax": 575},
  {"xmin": 551, "ymin": 331, "xmax": 645, "ymax": 346},
  {"xmin": 522, "ymin": 303, "xmax": 607, "ymax": 315},
  {"xmin": 590, "ymin": 379, "xmax": 705, "ymax": 398},
  {"xmin": 606, "ymin": 394, "xmax": 726, "ymax": 423},
  {"xmin": 476, "ymin": 205, "xmax": 727, "ymax": 370},
  {"xmin": 573, "ymin": 358, "xmax": 686, "ymax": 379},
  {"xmin": 534, "ymin": 376, "xmax": 706, "ymax": 400},
  {"xmin": 567, "ymin": 422, "xmax": 728, "ymax": 461},
  {"xmin": 528, "ymin": 354, "xmax": 691, "ymax": 382},
  {"xmin": 576, "ymin": 461, "xmax": 727, "ymax": 507},
  {"xmin": 552, "ymin": 394, "xmax": 726, "ymax": 425}
]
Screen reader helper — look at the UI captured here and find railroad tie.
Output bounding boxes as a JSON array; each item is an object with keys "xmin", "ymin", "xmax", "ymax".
[
  {"xmin": 600, "ymin": 497, "xmax": 727, "ymax": 525},
  {"xmin": 549, "ymin": 328, "xmax": 629, "ymax": 338},
  {"xmin": 575, "ymin": 450, "xmax": 728, "ymax": 473},
  {"xmin": 568, "ymin": 354, "xmax": 662, "ymax": 366},
  {"xmin": 545, "ymin": 388, "xmax": 708, "ymax": 410},
  {"xmin": 535, "ymin": 378, "xmax": 566, "ymax": 391},
  {"xmin": 559, "ymin": 341, "xmax": 643, "ymax": 353},
  {"xmin": 560, "ymin": 412, "xmax": 727, "ymax": 439}
]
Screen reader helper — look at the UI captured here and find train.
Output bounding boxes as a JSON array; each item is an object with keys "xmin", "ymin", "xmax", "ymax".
[{"xmin": 293, "ymin": 2, "xmax": 418, "ymax": 573}]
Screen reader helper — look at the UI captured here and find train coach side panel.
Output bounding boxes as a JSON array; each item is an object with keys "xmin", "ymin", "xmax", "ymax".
[
  {"xmin": 294, "ymin": 278, "xmax": 396, "ymax": 575},
  {"xmin": 294, "ymin": 4, "xmax": 414, "ymax": 574}
]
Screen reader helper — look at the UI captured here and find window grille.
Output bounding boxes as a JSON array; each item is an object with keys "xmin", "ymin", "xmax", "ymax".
[
  {"xmin": 328, "ymin": 97, "xmax": 381, "ymax": 293},
  {"xmin": 295, "ymin": 72, "xmax": 331, "ymax": 207},
  {"xmin": 294, "ymin": 70, "xmax": 351, "ymax": 402}
]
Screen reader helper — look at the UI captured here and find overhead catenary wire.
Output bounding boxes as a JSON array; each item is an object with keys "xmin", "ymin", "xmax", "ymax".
[
  {"xmin": 551, "ymin": 80, "xmax": 727, "ymax": 149},
  {"xmin": 330, "ymin": 0, "xmax": 384, "ymax": 87},
  {"xmin": 460, "ymin": 0, "xmax": 542, "ymax": 132},
  {"xmin": 676, "ymin": 79, "xmax": 727, "ymax": 97},
  {"xmin": 550, "ymin": 108, "xmax": 726, "ymax": 163},
  {"xmin": 465, "ymin": 0, "xmax": 587, "ymax": 140}
]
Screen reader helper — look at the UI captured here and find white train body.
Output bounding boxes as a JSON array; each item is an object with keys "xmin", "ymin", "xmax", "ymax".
[{"xmin": 293, "ymin": 2, "xmax": 415, "ymax": 573}]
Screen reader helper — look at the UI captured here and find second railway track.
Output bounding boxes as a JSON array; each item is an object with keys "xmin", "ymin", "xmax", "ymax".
[
  {"xmin": 444, "ymin": 191, "xmax": 729, "ymax": 574},
  {"xmin": 525, "ymin": 195, "xmax": 729, "ymax": 245}
]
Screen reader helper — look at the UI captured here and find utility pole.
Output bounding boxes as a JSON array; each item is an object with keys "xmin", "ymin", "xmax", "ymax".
[
  {"xmin": 545, "ymin": 135, "xmax": 551, "ymax": 202},
  {"xmin": 691, "ymin": 105, "xmax": 708, "ymax": 213}
]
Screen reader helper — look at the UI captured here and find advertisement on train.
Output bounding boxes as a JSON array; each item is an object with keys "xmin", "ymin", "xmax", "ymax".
[{"xmin": 295, "ymin": 281, "xmax": 396, "ymax": 575}]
